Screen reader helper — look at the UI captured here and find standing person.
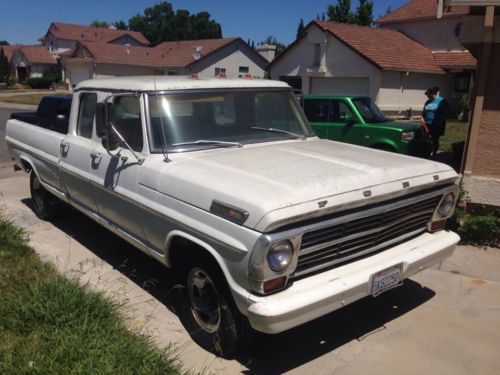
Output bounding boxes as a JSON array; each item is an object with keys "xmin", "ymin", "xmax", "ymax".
[{"xmin": 420, "ymin": 87, "xmax": 449, "ymax": 159}]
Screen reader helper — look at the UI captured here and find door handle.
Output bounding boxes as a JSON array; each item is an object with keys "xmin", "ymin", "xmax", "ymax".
[
  {"xmin": 60, "ymin": 142, "xmax": 70, "ymax": 153},
  {"xmin": 90, "ymin": 152, "xmax": 102, "ymax": 162}
]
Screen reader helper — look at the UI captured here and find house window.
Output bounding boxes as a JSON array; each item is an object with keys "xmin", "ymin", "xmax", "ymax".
[
  {"xmin": 238, "ymin": 66, "xmax": 249, "ymax": 77},
  {"xmin": 215, "ymin": 67, "xmax": 226, "ymax": 76},
  {"xmin": 313, "ymin": 43, "xmax": 321, "ymax": 67},
  {"xmin": 455, "ymin": 72, "xmax": 471, "ymax": 93}
]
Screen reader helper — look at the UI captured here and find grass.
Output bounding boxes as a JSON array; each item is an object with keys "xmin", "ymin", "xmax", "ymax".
[
  {"xmin": 0, "ymin": 216, "xmax": 185, "ymax": 375},
  {"xmin": 0, "ymin": 94, "xmax": 48, "ymax": 106},
  {"xmin": 440, "ymin": 120, "xmax": 469, "ymax": 153}
]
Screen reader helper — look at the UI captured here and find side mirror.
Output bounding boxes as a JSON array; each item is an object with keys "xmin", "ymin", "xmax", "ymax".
[{"xmin": 101, "ymin": 133, "xmax": 119, "ymax": 151}]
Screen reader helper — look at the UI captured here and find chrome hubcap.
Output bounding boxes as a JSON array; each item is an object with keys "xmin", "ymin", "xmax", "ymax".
[{"xmin": 187, "ymin": 268, "xmax": 221, "ymax": 333}]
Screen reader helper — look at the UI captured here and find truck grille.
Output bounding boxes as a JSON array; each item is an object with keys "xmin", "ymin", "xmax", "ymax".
[{"xmin": 294, "ymin": 195, "xmax": 441, "ymax": 278}]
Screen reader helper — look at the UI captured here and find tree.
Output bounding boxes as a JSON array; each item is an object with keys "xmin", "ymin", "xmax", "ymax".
[
  {"xmin": 0, "ymin": 40, "xmax": 9, "ymax": 46},
  {"xmin": 326, "ymin": 0, "xmax": 373, "ymax": 26},
  {"xmin": 260, "ymin": 36, "xmax": 287, "ymax": 57},
  {"xmin": 128, "ymin": 2, "xmax": 222, "ymax": 45},
  {"xmin": 327, "ymin": 0, "xmax": 354, "ymax": 23},
  {"xmin": 114, "ymin": 20, "xmax": 127, "ymax": 30},
  {"xmin": 0, "ymin": 47, "xmax": 10, "ymax": 83},
  {"xmin": 296, "ymin": 18, "xmax": 305, "ymax": 39},
  {"xmin": 90, "ymin": 20, "xmax": 110, "ymax": 28},
  {"xmin": 354, "ymin": 0, "xmax": 373, "ymax": 26}
]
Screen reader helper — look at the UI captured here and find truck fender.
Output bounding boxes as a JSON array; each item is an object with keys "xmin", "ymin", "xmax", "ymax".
[{"xmin": 164, "ymin": 230, "xmax": 239, "ymax": 288}]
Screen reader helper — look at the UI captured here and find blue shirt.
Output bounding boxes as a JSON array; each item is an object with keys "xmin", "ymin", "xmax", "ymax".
[{"xmin": 423, "ymin": 96, "xmax": 444, "ymax": 125}]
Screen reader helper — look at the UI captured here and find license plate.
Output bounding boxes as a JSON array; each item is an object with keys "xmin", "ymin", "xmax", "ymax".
[{"xmin": 370, "ymin": 264, "xmax": 403, "ymax": 297}]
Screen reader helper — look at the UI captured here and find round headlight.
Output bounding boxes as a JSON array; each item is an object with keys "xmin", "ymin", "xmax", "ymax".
[
  {"xmin": 267, "ymin": 240, "xmax": 294, "ymax": 272},
  {"xmin": 438, "ymin": 192, "xmax": 455, "ymax": 217}
]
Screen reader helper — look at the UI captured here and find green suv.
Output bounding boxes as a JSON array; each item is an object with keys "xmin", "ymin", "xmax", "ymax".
[{"xmin": 303, "ymin": 95, "xmax": 431, "ymax": 156}]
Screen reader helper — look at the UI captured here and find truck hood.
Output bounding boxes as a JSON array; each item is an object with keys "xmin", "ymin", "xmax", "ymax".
[{"xmin": 143, "ymin": 139, "xmax": 456, "ymax": 232}]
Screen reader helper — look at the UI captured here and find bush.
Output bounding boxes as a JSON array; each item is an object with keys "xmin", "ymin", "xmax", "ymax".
[
  {"xmin": 26, "ymin": 76, "xmax": 55, "ymax": 89},
  {"xmin": 447, "ymin": 187, "xmax": 500, "ymax": 247}
]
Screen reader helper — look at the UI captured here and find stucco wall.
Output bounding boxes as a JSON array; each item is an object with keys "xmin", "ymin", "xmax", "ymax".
[
  {"xmin": 382, "ymin": 18, "xmax": 465, "ymax": 51},
  {"xmin": 94, "ymin": 64, "xmax": 154, "ymax": 77},
  {"xmin": 189, "ymin": 41, "xmax": 267, "ymax": 79},
  {"xmin": 378, "ymin": 71, "xmax": 453, "ymax": 112},
  {"xmin": 269, "ymin": 25, "xmax": 382, "ymax": 98},
  {"xmin": 43, "ymin": 35, "xmax": 75, "ymax": 55}
]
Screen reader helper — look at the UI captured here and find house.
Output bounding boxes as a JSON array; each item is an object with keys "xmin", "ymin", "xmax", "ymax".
[
  {"xmin": 62, "ymin": 38, "xmax": 269, "ymax": 87},
  {"xmin": 439, "ymin": 0, "xmax": 500, "ymax": 208},
  {"xmin": 40, "ymin": 22, "xmax": 150, "ymax": 56},
  {"xmin": 377, "ymin": 0, "xmax": 476, "ymax": 107},
  {"xmin": 6, "ymin": 45, "xmax": 57, "ymax": 81},
  {"xmin": 269, "ymin": 0, "xmax": 476, "ymax": 115}
]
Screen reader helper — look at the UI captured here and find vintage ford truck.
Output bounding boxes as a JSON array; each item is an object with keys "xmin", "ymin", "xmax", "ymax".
[{"xmin": 5, "ymin": 76, "xmax": 460, "ymax": 356}]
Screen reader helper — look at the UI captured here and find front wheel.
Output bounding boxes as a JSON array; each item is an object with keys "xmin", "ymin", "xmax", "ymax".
[
  {"xmin": 30, "ymin": 171, "xmax": 58, "ymax": 220},
  {"xmin": 181, "ymin": 261, "xmax": 250, "ymax": 357}
]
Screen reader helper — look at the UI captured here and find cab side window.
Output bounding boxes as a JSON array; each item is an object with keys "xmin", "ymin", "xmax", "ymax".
[
  {"xmin": 304, "ymin": 99, "xmax": 330, "ymax": 122},
  {"xmin": 330, "ymin": 100, "xmax": 355, "ymax": 122},
  {"xmin": 113, "ymin": 96, "xmax": 143, "ymax": 152},
  {"xmin": 77, "ymin": 93, "xmax": 97, "ymax": 138}
]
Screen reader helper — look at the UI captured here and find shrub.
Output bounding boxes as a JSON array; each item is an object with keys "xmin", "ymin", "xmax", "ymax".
[
  {"xmin": 26, "ymin": 76, "xmax": 55, "ymax": 89},
  {"xmin": 447, "ymin": 187, "xmax": 500, "ymax": 247}
]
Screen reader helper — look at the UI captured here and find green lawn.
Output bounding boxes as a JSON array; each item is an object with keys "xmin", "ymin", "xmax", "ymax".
[
  {"xmin": 440, "ymin": 120, "xmax": 469, "ymax": 153},
  {"xmin": 0, "ymin": 94, "xmax": 47, "ymax": 106},
  {"xmin": 0, "ymin": 216, "xmax": 185, "ymax": 375}
]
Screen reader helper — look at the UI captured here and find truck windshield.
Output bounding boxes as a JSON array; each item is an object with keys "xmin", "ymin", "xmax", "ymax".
[
  {"xmin": 352, "ymin": 97, "xmax": 388, "ymax": 124},
  {"xmin": 147, "ymin": 90, "xmax": 314, "ymax": 152}
]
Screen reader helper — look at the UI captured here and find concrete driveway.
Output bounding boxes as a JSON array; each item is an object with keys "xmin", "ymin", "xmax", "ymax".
[{"xmin": 1, "ymin": 106, "xmax": 500, "ymax": 373}]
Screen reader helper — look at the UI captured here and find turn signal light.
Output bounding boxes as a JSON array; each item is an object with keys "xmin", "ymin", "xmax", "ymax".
[
  {"xmin": 263, "ymin": 276, "xmax": 287, "ymax": 293},
  {"xmin": 430, "ymin": 219, "xmax": 446, "ymax": 232}
]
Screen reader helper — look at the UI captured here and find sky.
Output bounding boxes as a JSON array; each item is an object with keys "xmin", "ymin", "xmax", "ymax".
[{"xmin": 0, "ymin": 0, "xmax": 408, "ymax": 46}]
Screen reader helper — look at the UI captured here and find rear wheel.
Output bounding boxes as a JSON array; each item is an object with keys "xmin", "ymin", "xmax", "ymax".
[
  {"xmin": 180, "ymin": 258, "xmax": 250, "ymax": 357},
  {"xmin": 30, "ymin": 171, "xmax": 58, "ymax": 220}
]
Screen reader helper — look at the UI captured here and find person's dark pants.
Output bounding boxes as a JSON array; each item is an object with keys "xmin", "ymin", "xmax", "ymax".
[{"xmin": 429, "ymin": 134, "xmax": 440, "ymax": 159}]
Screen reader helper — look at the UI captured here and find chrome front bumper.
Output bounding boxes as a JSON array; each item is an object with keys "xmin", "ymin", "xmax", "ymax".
[{"xmin": 246, "ymin": 230, "xmax": 459, "ymax": 334}]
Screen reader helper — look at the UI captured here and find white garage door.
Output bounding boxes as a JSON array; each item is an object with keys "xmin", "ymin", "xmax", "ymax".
[
  {"xmin": 69, "ymin": 67, "xmax": 91, "ymax": 87},
  {"xmin": 311, "ymin": 77, "xmax": 369, "ymax": 96}
]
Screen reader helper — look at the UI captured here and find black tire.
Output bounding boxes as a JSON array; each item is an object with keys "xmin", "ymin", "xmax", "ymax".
[
  {"xmin": 180, "ymin": 258, "xmax": 250, "ymax": 357},
  {"xmin": 29, "ymin": 171, "xmax": 58, "ymax": 220}
]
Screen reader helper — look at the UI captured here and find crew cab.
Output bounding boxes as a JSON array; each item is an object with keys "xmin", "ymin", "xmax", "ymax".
[
  {"xmin": 5, "ymin": 76, "xmax": 460, "ymax": 357},
  {"xmin": 9, "ymin": 95, "xmax": 72, "ymax": 134},
  {"xmin": 303, "ymin": 95, "xmax": 431, "ymax": 156}
]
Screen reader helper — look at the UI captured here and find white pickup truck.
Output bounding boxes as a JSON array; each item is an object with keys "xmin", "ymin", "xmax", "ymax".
[{"xmin": 5, "ymin": 76, "xmax": 460, "ymax": 356}]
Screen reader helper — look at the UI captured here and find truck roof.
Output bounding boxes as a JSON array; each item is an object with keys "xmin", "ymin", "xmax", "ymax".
[{"xmin": 75, "ymin": 76, "xmax": 291, "ymax": 92}]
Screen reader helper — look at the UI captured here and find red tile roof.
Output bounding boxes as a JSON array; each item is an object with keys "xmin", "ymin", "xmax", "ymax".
[
  {"xmin": 0, "ymin": 45, "xmax": 19, "ymax": 61},
  {"xmin": 44, "ymin": 22, "xmax": 150, "ymax": 46},
  {"xmin": 314, "ymin": 20, "xmax": 443, "ymax": 73},
  {"xmin": 65, "ymin": 42, "xmax": 163, "ymax": 68},
  {"xmin": 377, "ymin": 0, "xmax": 469, "ymax": 25},
  {"xmin": 153, "ymin": 38, "xmax": 242, "ymax": 68},
  {"xmin": 64, "ymin": 38, "xmax": 257, "ymax": 69},
  {"xmin": 433, "ymin": 51, "xmax": 477, "ymax": 69},
  {"xmin": 1, "ymin": 45, "xmax": 56, "ymax": 64}
]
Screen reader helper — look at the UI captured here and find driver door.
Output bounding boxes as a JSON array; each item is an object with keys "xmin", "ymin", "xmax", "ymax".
[
  {"xmin": 325, "ymin": 99, "xmax": 362, "ymax": 145},
  {"xmin": 87, "ymin": 94, "xmax": 147, "ymax": 241}
]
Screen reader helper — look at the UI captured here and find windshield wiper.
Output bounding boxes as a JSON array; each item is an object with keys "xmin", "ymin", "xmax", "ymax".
[
  {"xmin": 250, "ymin": 126, "xmax": 305, "ymax": 140},
  {"xmin": 172, "ymin": 140, "xmax": 243, "ymax": 148}
]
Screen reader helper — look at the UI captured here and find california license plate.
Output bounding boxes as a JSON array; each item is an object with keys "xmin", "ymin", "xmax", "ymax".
[{"xmin": 370, "ymin": 264, "xmax": 403, "ymax": 297}]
